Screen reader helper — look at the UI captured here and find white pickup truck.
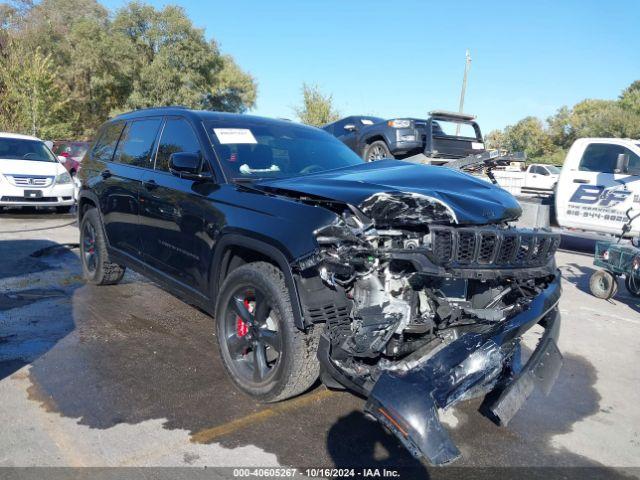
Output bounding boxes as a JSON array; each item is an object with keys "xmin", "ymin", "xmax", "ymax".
[
  {"xmin": 555, "ymin": 137, "xmax": 640, "ymax": 236},
  {"xmin": 492, "ymin": 163, "xmax": 560, "ymax": 196}
]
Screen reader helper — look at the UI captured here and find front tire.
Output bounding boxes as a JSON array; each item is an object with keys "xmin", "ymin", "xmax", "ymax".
[
  {"xmin": 625, "ymin": 274, "xmax": 640, "ymax": 297},
  {"xmin": 589, "ymin": 269, "xmax": 617, "ymax": 299},
  {"xmin": 363, "ymin": 140, "xmax": 393, "ymax": 162},
  {"xmin": 215, "ymin": 262, "xmax": 320, "ymax": 402},
  {"xmin": 80, "ymin": 208, "xmax": 126, "ymax": 285}
]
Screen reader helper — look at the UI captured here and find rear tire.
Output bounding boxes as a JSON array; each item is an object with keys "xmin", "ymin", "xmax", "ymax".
[
  {"xmin": 363, "ymin": 140, "xmax": 393, "ymax": 162},
  {"xmin": 589, "ymin": 269, "xmax": 617, "ymax": 299},
  {"xmin": 80, "ymin": 208, "xmax": 125, "ymax": 285},
  {"xmin": 215, "ymin": 262, "xmax": 320, "ymax": 402}
]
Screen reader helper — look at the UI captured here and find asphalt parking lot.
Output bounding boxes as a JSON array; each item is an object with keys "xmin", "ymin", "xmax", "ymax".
[{"xmin": 1, "ymin": 210, "xmax": 640, "ymax": 477}]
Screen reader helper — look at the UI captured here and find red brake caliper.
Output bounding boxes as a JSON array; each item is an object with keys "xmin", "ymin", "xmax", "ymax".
[{"xmin": 236, "ymin": 298, "xmax": 250, "ymax": 337}]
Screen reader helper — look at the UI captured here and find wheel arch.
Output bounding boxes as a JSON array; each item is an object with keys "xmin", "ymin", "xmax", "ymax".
[
  {"xmin": 364, "ymin": 134, "xmax": 386, "ymax": 146},
  {"xmin": 211, "ymin": 234, "xmax": 307, "ymax": 331},
  {"xmin": 77, "ymin": 190, "xmax": 99, "ymax": 222}
]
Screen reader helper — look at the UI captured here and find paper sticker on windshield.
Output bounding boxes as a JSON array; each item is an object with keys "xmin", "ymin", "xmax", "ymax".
[
  {"xmin": 472, "ymin": 142, "xmax": 484, "ymax": 150},
  {"xmin": 360, "ymin": 119, "xmax": 374, "ymax": 125},
  {"xmin": 214, "ymin": 128, "xmax": 257, "ymax": 144}
]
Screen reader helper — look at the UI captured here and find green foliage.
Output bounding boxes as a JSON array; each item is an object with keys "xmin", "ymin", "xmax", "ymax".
[
  {"xmin": 0, "ymin": 0, "xmax": 257, "ymax": 139},
  {"xmin": 487, "ymin": 80, "xmax": 640, "ymax": 165},
  {"xmin": 294, "ymin": 83, "xmax": 340, "ymax": 127},
  {"xmin": 0, "ymin": 42, "xmax": 72, "ymax": 138}
]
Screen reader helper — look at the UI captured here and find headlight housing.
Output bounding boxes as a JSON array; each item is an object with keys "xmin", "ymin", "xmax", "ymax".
[
  {"xmin": 387, "ymin": 119, "xmax": 412, "ymax": 128},
  {"xmin": 359, "ymin": 192, "xmax": 458, "ymax": 227},
  {"xmin": 55, "ymin": 171, "xmax": 73, "ymax": 184}
]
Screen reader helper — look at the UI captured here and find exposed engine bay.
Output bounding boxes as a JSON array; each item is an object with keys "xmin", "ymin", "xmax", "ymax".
[{"xmin": 292, "ymin": 191, "xmax": 562, "ymax": 464}]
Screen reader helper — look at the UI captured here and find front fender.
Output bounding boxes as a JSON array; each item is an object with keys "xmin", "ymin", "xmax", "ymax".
[{"xmin": 210, "ymin": 233, "xmax": 307, "ymax": 330}]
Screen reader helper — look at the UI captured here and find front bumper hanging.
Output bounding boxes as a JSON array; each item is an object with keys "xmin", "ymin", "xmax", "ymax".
[{"xmin": 364, "ymin": 273, "xmax": 563, "ymax": 465}]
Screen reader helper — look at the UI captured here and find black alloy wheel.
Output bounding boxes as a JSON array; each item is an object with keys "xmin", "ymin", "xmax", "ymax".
[
  {"xmin": 82, "ymin": 221, "xmax": 98, "ymax": 275},
  {"xmin": 222, "ymin": 286, "xmax": 282, "ymax": 384}
]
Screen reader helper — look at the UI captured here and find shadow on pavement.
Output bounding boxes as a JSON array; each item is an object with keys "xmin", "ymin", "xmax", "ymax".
[
  {"xmin": 20, "ymin": 268, "xmax": 628, "ymax": 473},
  {"xmin": 0, "ymin": 240, "xmax": 81, "ymax": 381}
]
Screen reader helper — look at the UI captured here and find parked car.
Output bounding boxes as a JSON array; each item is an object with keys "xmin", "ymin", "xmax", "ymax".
[
  {"xmin": 78, "ymin": 107, "xmax": 562, "ymax": 465},
  {"xmin": 491, "ymin": 163, "xmax": 560, "ymax": 196},
  {"xmin": 323, "ymin": 111, "xmax": 486, "ymax": 163},
  {"xmin": 0, "ymin": 132, "xmax": 76, "ymax": 212},
  {"xmin": 53, "ymin": 140, "xmax": 90, "ymax": 176}
]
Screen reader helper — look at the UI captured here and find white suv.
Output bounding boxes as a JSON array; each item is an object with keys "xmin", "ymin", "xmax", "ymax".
[{"xmin": 0, "ymin": 132, "xmax": 76, "ymax": 213}]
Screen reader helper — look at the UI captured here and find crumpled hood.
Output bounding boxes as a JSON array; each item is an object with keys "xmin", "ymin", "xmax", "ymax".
[
  {"xmin": 0, "ymin": 159, "xmax": 64, "ymax": 177},
  {"xmin": 255, "ymin": 159, "xmax": 522, "ymax": 225}
]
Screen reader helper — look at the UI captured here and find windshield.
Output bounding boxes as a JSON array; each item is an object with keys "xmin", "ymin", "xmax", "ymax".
[
  {"xmin": 546, "ymin": 165, "xmax": 561, "ymax": 174},
  {"xmin": 207, "ymin": 121, "xmax": 364, "ymax": 180},
  {"xmin": 0, "ymin": 138, "xmax": 57, "ymax": 162}
]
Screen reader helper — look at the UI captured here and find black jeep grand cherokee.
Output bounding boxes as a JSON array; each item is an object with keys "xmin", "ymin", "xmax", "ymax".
[{"xmin": 78, "ymin": 107, "xmax": 563, "ymax": 465}]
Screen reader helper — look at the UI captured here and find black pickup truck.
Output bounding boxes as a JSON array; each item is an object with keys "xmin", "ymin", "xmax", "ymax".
[{"xmin": 323, "ymin": 110, "xmax": 487, "ymax": 163}]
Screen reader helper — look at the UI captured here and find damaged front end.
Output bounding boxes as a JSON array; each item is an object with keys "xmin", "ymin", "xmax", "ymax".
[{"xmin": 293, "ymin": 192, "xmax": 563, "ymax": 465}]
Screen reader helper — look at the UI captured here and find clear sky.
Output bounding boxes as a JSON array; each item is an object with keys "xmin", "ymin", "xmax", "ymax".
[{"xmin": 100, "ymin": 0, "xmax": 640, "ymax": 133}]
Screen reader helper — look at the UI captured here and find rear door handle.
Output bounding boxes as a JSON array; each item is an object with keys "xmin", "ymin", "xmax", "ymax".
[
  {"xmin": 101, "ymin": 169, "xmax": 111, "ymax": 179},
  {"xmin": 573, "ymin": 179, "xmax": 589, "ymax": 184},
  {"xmin": 143, "ymin": 179, "xmax": 158, "ymax": 191}
]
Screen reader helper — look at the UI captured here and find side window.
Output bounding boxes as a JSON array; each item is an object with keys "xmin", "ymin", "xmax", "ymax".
[
  {"xmin": 155, "ymin": 118, "xmax": 202, "ymax": 172},
  {"xmin": 579, "ymin": 143, "xmax": 626, "ymax": 173},
  {"xmin": 538, "ymin": 166, "xmax": 549, "ymax": 176},
  {"xmin": 91, "ymin": 122, "xmax": 124, "ymax": 163},
  {"xmin": 113, "ymin": 118, "xmax": 162, "ymax": 168},
  {"xmin": 625, "ymin": 149, "xmax": 640, "ymax": 174}
]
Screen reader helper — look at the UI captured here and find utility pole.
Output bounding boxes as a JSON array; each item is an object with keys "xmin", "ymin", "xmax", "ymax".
[{"xmin": 456, "ymin": 49, "xmax": 472, "ymax": 135}]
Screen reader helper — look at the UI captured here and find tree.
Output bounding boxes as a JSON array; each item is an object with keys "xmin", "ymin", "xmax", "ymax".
[
  {"xmin": 546, "ymin": 106, "xmax": 574, "ymax": 150},
  {"xmin": 484, "ymin": 129, "xmax": 506, "ymax": 150},
  {"xmin": 502, "ymin": 116, "xmax": 555, "ymax": 159},
  {"xmin": 485, "ymin": 79, "xmax": 640, "ymax": 164},
  {"xmin": 569, "ymin": 99, "xmax": 637, "ymax": 139},
  {"xmin": 0, "ymin": 42, "xmax": 71, "ymax": 138},
  {"xmin": 294, "ymin": 83, "xmax": 340, "ymax": 126},
  {"xmin": 0, "ymin": 0, "xmax": 257, "ymax": 138},
  {"xmin": 207, "ymin": 55, "xmax": 257, "ymax": 113},
  {"xmin": 112, "ymin": 3, "xmax": 256, "ymax": 113},
  {"xmin": 620, "ymin": 80, "xmax": 640, "ymax": 115}
]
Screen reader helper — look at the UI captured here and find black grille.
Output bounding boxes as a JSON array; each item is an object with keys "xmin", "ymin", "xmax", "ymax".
[
  {"xmin": 429, "ymin": 226, "xmax": 559, "ymax": 269},
  {"xmin": 478, "ymin": 232, "xmax": 498, "ymax": 263},
  {"xmin": 1, "ymin": 196, "xmax": 58, "ymax": 202},
  {"xmin": 496, "ymin": 235, "xmax": 518, "ymax": 264},
  {"xmin": 433, "ymin": 229, "xmax": 453, "ymax": 262},
  {"xmin": 456, "ymin": 230, "xmax": 476, "ymax": 263}
]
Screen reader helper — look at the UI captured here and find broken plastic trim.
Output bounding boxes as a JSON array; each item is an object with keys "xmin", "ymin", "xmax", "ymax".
[{"xmin": 364, "ymin": 273, "xmax": 562, "ymax": 465}]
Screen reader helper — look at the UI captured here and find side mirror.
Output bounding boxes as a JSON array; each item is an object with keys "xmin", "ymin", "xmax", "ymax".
[
  {"xmin": 615, "ymin": 153, "xmax": 629, "ymax": 174},
  {"xmin": 169, "ymin": 152, "xmax": 210, "ymax": 181},
  {"xmin": 343, "ymin": 124, "xmax": 356, "ymax": 132},
  {"xmin": 57, "ymin": 155, "xmax": 67, "ymax": 163}
]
